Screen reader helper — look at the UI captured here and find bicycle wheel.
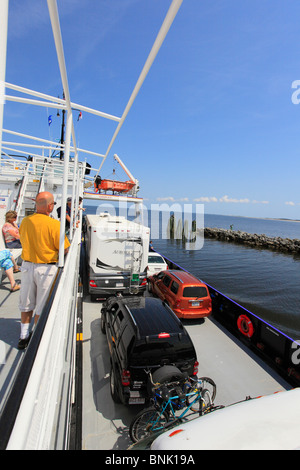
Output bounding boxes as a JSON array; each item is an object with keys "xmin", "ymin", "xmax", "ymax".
[
  {"xmin": 198, "ymin": 377, "xmax": 217, "ymax": 402},
  {"xmin": 200, "ymin": 388, "xmax": 212, "ymax": 413},
  {"xmin": 189, "ymin": 388, "xmax": 212, "ymax": 414},
  {"xmin": 129, "ymin": 406, "xmax": 169, "ymax": 443},
  {"xmin": 186, "ymin": 377, "xmax": 216, "ymax": 411}
]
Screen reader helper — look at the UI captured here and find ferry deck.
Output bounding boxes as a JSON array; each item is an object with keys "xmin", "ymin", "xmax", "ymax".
[{"xmin": 0, "ymin": 269, "xmax": 291, "ymax": 450}]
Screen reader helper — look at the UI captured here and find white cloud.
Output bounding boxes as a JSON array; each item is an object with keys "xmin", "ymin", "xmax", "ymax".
[
  {"xmin": 193, "ymin": 195, "xmax": 269, "ymax": 204},
  {"xmin": 194, "ymin": 196, "xmax": 218, "ymax": 203},
  {"xmin": 156, "ymin": 197, "xmax": 175, "ymax": 202},
  {"xmin": 156, "ymin": 195, "xmax": 270, "ymax": 205},
  {"xmin": 285, "ymin": 201, "xmax": 296, "ymax": 206},
  {"xmin": 219, "ymin": 195, "xmax": 250, "ymax": 204}
]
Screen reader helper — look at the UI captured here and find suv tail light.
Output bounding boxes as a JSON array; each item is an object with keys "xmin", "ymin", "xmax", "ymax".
[
  {"xmin": 140, "ymin": 277, "xmax": 147, "ymax": 286},
  {"xmin": 193, "ymin": 360, "xmax": 199, "ymax": 376},
  {"xmin": 175, "ymin": 300, "xmax": 181, "ymax": 309},
  {"xmin": 89, "ymin": 280, "xmax": 97, "ymax": 287},
  {"xmin": 121, "ymin": 369, "xmax": 130, "ymax": 386}
]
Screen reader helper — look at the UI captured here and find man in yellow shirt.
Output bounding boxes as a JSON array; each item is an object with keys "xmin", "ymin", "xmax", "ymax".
[{"xmin": 18, "ymin": 191, "xmax": 70, "ymax": 349}]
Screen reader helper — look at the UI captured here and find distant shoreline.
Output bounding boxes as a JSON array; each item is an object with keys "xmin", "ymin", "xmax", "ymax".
[
  {"xmin": 265, "ymin": 218, "xmax": 300, "ymax": 223},
  {"xmin": 84, "ymin": 203, "xmax": 300, "ymax": 223},
  {"xmin": 209, "ymin": 213, "xmax": 300, "ymax": 223}
]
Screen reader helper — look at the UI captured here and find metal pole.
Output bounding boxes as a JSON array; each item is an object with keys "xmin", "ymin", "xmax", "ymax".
[
  {"xmin": 0, "ymin": 0, "xmax": 9, "ymax": 163},
  {"xmin": 96, "ymin": 0, "xmax": 183, "ymax": 175},
  {"xmin": 47, "ymin": 0, "xmax": 74, "ymax": 267},
  {"xmin": 60, "ymin": 93, "xmax": 65, "ymax": 160},
  {"xmin": 58, "ymin": 110, "xmax": 72, "ymax": 266}
]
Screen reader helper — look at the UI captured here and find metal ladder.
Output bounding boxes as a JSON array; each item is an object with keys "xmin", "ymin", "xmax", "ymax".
[
  {"xmin": 14, "ymin": 159, "xmax": 48, "ymax": 220},
  {"xmin": 124, "ymin": 237, "xmax": 143, "ymax": 294}
]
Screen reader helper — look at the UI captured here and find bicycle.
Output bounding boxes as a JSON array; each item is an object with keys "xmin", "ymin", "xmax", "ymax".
[{"xmin": 129, "ymin": 374, "xmax": 217, "ymax": 443}]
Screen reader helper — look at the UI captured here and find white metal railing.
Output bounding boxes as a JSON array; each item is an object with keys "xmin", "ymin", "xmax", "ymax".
[
  {"xmin": 0, "ymin": 156, "xmax": 27, "ymax": 174},
  {"xmin": 14, "ymin": 162, "xmax": 30, "ymax": 216},
  {"xmin": 0, "ymin": 154, "xmax": 85, "ymax": 182},
  {"xmin": 6, "ymin": 229, "xmax": 81, "ymax": 450}
]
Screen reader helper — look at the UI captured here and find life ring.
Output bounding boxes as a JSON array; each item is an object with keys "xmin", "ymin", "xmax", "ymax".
[{"xmin": 237, "ymin": 314, "xmax": 254, "ymax": 338}]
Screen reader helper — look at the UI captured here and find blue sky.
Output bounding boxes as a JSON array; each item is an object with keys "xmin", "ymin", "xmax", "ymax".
[{"xmin": 4, "ymin": 0, "xmax": 300, "ymax": 219}]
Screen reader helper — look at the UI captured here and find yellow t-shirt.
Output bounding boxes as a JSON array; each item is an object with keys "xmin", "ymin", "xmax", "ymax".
[{"xmin": 19, "ymin": 213, "xmax": 70, "ymax": 264}]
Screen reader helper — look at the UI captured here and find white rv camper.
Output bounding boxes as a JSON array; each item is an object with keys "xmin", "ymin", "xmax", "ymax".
[{"xmin": 85, "ymin": 213, "xmax": 150, "ymax": 299}]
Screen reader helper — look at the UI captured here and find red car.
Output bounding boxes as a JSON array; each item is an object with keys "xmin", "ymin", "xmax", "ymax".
[{"xmin": 148, "ymin": 269, "xmax": 212, "ymax": 319}]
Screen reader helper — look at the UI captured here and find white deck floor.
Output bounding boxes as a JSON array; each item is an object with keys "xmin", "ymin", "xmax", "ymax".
[
  {"xmin": 81, "ymin": 291, "xmax": 291, "ymax": 451},
  {"xmin": 0, "ymin": 270, "xmax": 23, "ymax": 412}
]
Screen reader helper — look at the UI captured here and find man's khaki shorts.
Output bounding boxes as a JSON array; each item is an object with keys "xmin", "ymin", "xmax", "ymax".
[{"xmin": 19, "ymin": 261, "xmax": 58, "ymax": 316}]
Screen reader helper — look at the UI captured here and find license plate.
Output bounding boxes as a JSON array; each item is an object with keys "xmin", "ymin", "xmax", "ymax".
[
  {"xmin": 130, "ymin": 390, "xmax": 141, "ymax": 397},
  {"xmin": 116, "ymin": 283, "xmax": 124, "ymax": 287},
  {"xmin": 129, "ymin": 398, "xmax": 145, "ymax": 404},
  {"xmin": 191, "ymin": 301, "xmax": 200, "ymax": 307}
]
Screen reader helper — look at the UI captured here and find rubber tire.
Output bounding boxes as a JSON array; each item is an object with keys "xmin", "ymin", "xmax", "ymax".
[
  {"xmin": 152, "ymin": 365, "xmax": 185, "ymax": 384},
  {"xmin": 190, "ymin": 388, "xmax": 212, "ymax": 414},
  {"xmin": 198, "ymin": 376, "xmax": 217, "ymax": 402},
  {"xmin": 110, "ymin": 364, "xmax": 121, "ymax": 403},
  {"xmin": 201, "ymin": 388, "xmax": 212, "ymax": 412},
  {"xmin": 129, "ymin": 406, "xmax": 169, "ymax": 443},
  {"xmin": 100, "ymin": 313, "xmax": 106, "ymax": 334}
]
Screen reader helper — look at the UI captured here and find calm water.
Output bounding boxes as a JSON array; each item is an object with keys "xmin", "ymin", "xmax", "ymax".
[{"xmin": 85, "ymin": 206, "xmax": 300, "ymax": 339}]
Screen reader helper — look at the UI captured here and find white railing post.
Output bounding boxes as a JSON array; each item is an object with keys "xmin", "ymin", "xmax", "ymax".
[{"xmin": 0, "ymin": 0, "xmax": 9, "ymax": 163}]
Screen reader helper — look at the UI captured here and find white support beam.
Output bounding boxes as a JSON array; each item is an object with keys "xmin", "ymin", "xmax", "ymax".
[
  {"xmin": 3, "ymin": 128, "xmax": 64, "ymax": 148},
  {"xmin": 96, "ymin": 0, "xmax": 183, "ymax": 175},
  {"xmin": 3, "ymin": 128, "xmax": 106, "ymax": 159},
  {"xmin": 0, "ymin": 0, "xmax": 9, "ymax": 161},
  {"xmin": 5, "ymin": 82, "xmax": 121, "ymax": 122},
  {"xmin": 5, "ymin": 94, "xmax": 66, "ymax": 110},
  {"xmin": 47, "ymin": 0, "xmax": 74, "ymax": 267}
]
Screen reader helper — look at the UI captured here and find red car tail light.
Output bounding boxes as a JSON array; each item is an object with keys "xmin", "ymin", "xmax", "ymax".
[
  {"xmin": 140, "ymin": 277, "xmax": 147, "ymax": 286},
  {"xmin": 121, "ymin": 369, "xmax": 130, "ymax": 386},
  {"xmin": 89, "ymin": 280, "xmax": 97, "ymax": 287},
  {"xmin": 193, "ymin": 360, "xmax": 199, "ymax": 376}
]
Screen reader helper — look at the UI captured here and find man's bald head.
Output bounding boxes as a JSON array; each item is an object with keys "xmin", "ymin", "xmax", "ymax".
[{"xmin": 36, "ymin": 192, "xmax": 55, "ymax": 215}]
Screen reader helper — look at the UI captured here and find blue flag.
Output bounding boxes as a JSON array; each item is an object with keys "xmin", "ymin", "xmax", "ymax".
[{"xmin": 48, "ymin": 115, "xmax": 52, "ymax": 126}]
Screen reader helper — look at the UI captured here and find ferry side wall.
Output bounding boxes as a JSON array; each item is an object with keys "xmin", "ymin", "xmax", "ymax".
[{"xmin": 163, "ymin": 254, "xmax": 300, "ymax": 388}]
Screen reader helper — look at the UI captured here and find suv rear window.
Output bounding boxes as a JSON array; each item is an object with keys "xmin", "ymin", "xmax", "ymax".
[{"xmin": 183, "ymin": 286, "xmax": 208, "ymax": 298}]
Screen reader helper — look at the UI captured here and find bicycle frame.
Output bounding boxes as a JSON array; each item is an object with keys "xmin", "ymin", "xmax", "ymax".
[{"xmin": 148, "ymin": 384, "xmax": 208, "ymax": 433}]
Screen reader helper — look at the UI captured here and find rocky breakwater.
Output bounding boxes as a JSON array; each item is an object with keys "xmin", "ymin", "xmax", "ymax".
[{"xmin": 202, "ymin": 227, "xmax": 300, "ymax": 255}]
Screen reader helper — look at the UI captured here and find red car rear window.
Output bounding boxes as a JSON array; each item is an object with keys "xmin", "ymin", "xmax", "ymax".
[{"xmin": 183, "ymin": 286, "xmax": 208, "ymax": 298}]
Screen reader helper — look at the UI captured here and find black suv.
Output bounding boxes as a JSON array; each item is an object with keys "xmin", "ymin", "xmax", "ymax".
[{"xmin": 101, "ymin": 296, "xmax": 198, "ymax": 405}]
